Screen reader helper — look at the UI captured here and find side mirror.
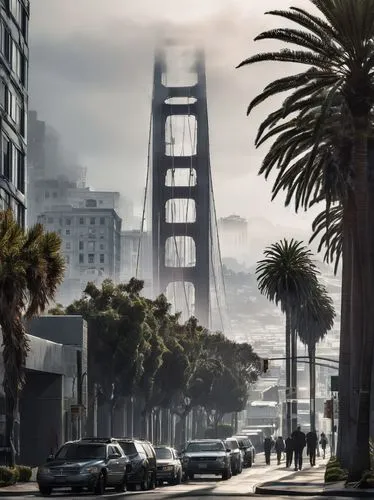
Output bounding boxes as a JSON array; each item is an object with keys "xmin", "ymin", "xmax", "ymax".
[
  {"xmin": 126, "ymin": 463, "xmax": 132, "ymax": 473},
  {"xmin": 47, "ymin": 455, "xmax": 54, "ymax": 462},
  {"xmin": 226, "ymin": 449, "xmax": 231, "ymax": 453}
]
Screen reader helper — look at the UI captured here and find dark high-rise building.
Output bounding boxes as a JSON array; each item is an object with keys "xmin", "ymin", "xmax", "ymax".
[{"xmin": 0, "ymin": 0, "xmax": 29, "ymax": 227}]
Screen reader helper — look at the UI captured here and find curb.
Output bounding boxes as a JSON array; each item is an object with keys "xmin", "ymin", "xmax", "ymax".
[
  {"xmin": 255, "ymin": 485, "xmax": 374, "ymax": 498},
  {"xmin": 0, "ymin": 489, "xmax": 37, "ymax": 497}
]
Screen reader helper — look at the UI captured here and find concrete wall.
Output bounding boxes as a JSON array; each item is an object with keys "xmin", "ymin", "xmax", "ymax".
[{"xmin": 0, "ymin": 316, "xmax": 88, "ymax": 466}]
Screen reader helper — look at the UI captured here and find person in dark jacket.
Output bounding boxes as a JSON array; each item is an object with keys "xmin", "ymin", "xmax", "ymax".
[
  {"xmin": 320, "ymin": 433, "xmax": 328, "ymax": 459},
  {"xmin": 285, "ymin": 436, "xmax": 294, "ymax": 467},
  {"xmin": 274, "ymin": 436, "xmax": 285, "ymax": 465},
  {"xmin": 263, "ymin": 436, "xmax": 273, "ymax": 465},
  {"xmin": 291, "ymin": 426, "xmax": 306, "ymax": 471},
  {"xmin": 306, "ymin": 430, "xmax": 318, "ymax": 466}
]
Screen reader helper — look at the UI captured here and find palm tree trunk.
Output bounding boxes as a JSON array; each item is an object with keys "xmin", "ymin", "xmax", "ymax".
[
  {"xmin": 4, "ymin": 387, "xmax": 16, "ymax": 467},
  {"xmin": 348, "ymin": 121, "xmax": 372, "ymax": 480},
  {"xmin": 285, "ymin": 308, "xmax": 292, "ymax": 437},
  {"xmin": 336, "ymin": 196, "xmax": 354, "ymax": 467},
  {"xmin": 308, "ymin": 344, "xmax": 316, "ymax": 432},
  {"xmin": 291, "ymin": 323, "xmax": 298, "ymax": 432}
]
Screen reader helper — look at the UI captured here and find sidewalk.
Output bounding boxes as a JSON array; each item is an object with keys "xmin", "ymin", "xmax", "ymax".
[
  {"xmin": 0, "ymin": 482, "xmax": 38, "ymax": 497},
  {"xmin": 256, "ymin": 459, "xmax": 374, "ymax": 497}
]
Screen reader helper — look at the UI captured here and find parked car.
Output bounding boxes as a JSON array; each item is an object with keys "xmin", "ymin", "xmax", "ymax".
[
  {"xmin": 36, "ymin": 437, "xmax": 131, "ymax": 496},
  {"xmin": 181, "ymin": 439, "xmax": 232, "ymax": 480},
  {"xmin": 116, "ymin": 438, "xmax": 157, "ymax": 490},
  {"xmin": 224, "ymin": 438, "xmax": 242, "ymax": 475},
  {"xmin": 155, "ymin": 446, "xmax": 182, "ymax": 485},
  {"xmin": 232, "ymin": 435, "xmax": 255, "ymax": 467}
]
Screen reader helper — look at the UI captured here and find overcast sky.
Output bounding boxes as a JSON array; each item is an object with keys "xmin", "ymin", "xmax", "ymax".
[{"xmin": 29, "ymin": 0, "xmax": 324, "ymax": 256}]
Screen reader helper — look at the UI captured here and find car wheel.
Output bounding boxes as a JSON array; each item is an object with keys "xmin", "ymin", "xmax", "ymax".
[
  {"xmin": 150, "ymin": 472, "xmax": 156, "ymax": 489},
  {"xmin": 248, "ymin": 457, "xmax": 253, "ymax": 468},
  {"xmin": 127, "ymin": 483, "xmax": 136, "ymax": 491},
  {"xmin": 94, "ymin": 471, "xmax": 106, "ymax": 495},
  {"xmin": 222, "ymin": 468, "xmax": 230, "ymax": 480},
  {"xmin": 39, "ymin": 486, "xmax": 52, "ymax": 496},
  {"xmin": 173, "ymin": 469, "xmax": 182, "ymax": 485},
  {"xmin": 115, "ymin": 475, "xmax": 127, "ymax": 493}
]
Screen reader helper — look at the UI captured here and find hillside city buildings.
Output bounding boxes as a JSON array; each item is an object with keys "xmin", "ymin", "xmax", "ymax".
[{"xmin": 0, "ymin": 0, "xmax": 29, "ymax": 228}]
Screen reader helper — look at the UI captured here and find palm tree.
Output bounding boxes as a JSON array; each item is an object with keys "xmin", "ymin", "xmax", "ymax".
[
  {"xmin": 256, "ymin": 239, "xmax": 319, "ymax": 435},
  {"xmin": 296, "ymin": 284, "xmax": 335, "ymax": 432},
  {"xmin": 0, "ymin": 210, "xmax": 65, "ymax": 466},
  {"xmin": 237, "ymin": 1, "xmax": 374, "ymax": 476}
]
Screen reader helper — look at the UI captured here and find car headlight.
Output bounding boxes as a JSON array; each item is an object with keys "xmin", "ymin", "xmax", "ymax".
[
  {"xmin": 83, "ymin": 466, "xmax": 99, "ymax": 474},
  {"xmin": 182, "ymin": 457, "xmax": 189, "ymax": 464},
  {"xmin": 165, "ymin": 465, "xmax": 174, "ymax": 471},
  {"xmin": 38, "ymin": 467, "xmax": 50, "ymax": 474},
  {"xmin": 217, "ymin": 457, "xmax": 225, "ymax": 463}
]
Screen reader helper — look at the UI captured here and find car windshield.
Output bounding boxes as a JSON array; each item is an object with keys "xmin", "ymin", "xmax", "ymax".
[
  {"xmin": 156, "ymin": 448, "xmax": 173, "ymax": 460},
  {"xmin": 225, "ymin": 440, "xmax": 237, "ymax": 450},
  {"xmin": 55, "ymin": 444, "xmax": 106, "ymax": 460},
  {"xmin": 186, "ymin": 441, "xmax": 224, "ymax": 452},
  {"xmin": 118, "ymin": 442, "xmax": 137, "ymax": 456}
]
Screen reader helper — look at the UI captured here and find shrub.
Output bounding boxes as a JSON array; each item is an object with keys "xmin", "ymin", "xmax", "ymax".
[
  {"xmin": 0, "ymin": 466, "xmax": 19, "ymax": 487},
  {"xmin": 16, "ymin": 465, "xmax": 32, "ymax": 482},
  {"xmin": 325, "ymin": 465, "xmax": 348, "ymax": 483}
]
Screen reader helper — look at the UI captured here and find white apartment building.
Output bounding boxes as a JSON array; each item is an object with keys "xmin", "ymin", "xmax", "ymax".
[{"xmin": 38, "ymin": 200, "xmax": 122, "ymax": 305}]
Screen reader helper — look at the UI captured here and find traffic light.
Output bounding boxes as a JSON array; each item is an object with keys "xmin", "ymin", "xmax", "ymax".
[{"xmin": 263, "ymin": 359, "xmax": 269, "ymax": 373}]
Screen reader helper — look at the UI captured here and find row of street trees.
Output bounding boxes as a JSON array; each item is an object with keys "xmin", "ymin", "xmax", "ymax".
[
  {"xmin": 256, "ymin": 239, "xmax": 335, "ymax": 435},
  {"xmin": 237, "ymin": 0, "xmax": 374, "ymax": 480},
  {"xmin": 52, "ymin": 278, "xmax": 261, "ymax": 441}
]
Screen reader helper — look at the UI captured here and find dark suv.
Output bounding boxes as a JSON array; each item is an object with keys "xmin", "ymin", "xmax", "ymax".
[
  {"xmin": 181, "ymin": 439, "xmax": 232, "ymax": 480},
  {"xmin": 36, "ymin": 438, "xmax": 131, "ymax": 496},
  {"xmin": 116, "ymin": 438, "xmax": 157, "ymax": 490},
  {"xmin": 224, "ymin": 438, "xmax": 242, "ymax": 475}
]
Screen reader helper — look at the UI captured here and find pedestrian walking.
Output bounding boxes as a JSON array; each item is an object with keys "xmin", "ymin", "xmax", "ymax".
[
  {"xmin": 319, "ymin": 432, "xmax": 328, "ymax": 459},
  {"xmin": 285, "ymin": 435, "xmax": 294, "ymax": 467},
  {"xmin": 306, "ymin": 430, "xmax": 318, "ymax": 466},
  {"xmin": 274, "ymin": 436, "xmax": 285, "ymax": 465},
  {"xmin": 291, "ymin": 426, "xmax": 306, "ymax": 471},
  {"xmin": 264, "ymin": 436, "xmax": 273, "ymax": 465}
]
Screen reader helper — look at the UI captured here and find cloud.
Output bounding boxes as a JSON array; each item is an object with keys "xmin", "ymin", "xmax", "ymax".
[{"xmin": 29, "ymin": 0, "xmax": 319, "ymax": 239}]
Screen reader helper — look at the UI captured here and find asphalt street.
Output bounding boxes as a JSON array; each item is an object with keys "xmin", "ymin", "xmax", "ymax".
[{"xmin": 0, "ymin": 457, "xmax": 363, "ymax": 500}]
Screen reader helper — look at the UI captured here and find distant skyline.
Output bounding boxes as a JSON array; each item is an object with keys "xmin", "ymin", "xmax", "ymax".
[{"xmin": 29, "ymin": 0, "xmax": 322, "ymax": 245}]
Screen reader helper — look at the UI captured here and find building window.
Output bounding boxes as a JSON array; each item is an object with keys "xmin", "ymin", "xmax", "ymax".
[
  {"xmin": 52, "ymin": 192, "xmax": 58, "ymax": 198},
  {"xmin": 100, "ymin": 243, "xmax": 105, "ymax": 250},
  {"xmin": 65, "ymin": 229, "xmax": 70, "ymax": 236},
  {"xmin": 0, "ymin": 80, "xmax": 5, "ymax": 109},
  {"xmin": 2, "ymin": 135, "xmax": 11, "ymax": 180},
  {"xmin": 100, "ymin": 217, "xmax": 105, "ymax": 225},
  {"xmin": 66, "ymin": 218, "xmax": 71, "ymax": 225},
  {"xmin": 16, "ymin": 203, "xmax": 24, "ymax": 228},
  {"xmin": 45, "ymin": 191, "xmax": 50, "ymax": 199},
  {"xmin": 79, "ymin": 254, "xmax": 84, "ymax": 264},
  {"xmin": 88, "ymin": 254, "xmax": 94, "ymax": 264},
  {"xmin": 79, "ymin": 217, "xmax": 84, "ymax": 225},
  {"xmin": 11, "ymin": 41, "xmax": 21, "ymax": 80},
  {"xmin": 86, "ymin": 199, "xmax": 97, "ymax": 208},
  {"xmin": 66, "ymin": 242, "xmax": 71, "ymax": 250},
  {"xmin": 100, "ymin": 254, "xmax": 105, "ymax": 264},
  {"xmin": 16, "ymin": 150, "xmax": 25, "ymax": 193},
  {"xmin": 87, "ymin": 241, "xmax": 95, "ymax": 252},
  {"xmin": 47, "ymin": 217, "xmax": 53, "ymax": 224},
  {"xmin": 1, "ymin": 23, "xmax": 10, "ymax": 62},
  {"xmin": 65, "ymin": 255, "xmax": 70, "ymax": 264},
  {"xmin": 90, "ymin": 217, "xmax": 95, "ymax": 225},
  {"xmin": 79, "ymin": 241, "xmax": 84, "ymax": 250}
]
